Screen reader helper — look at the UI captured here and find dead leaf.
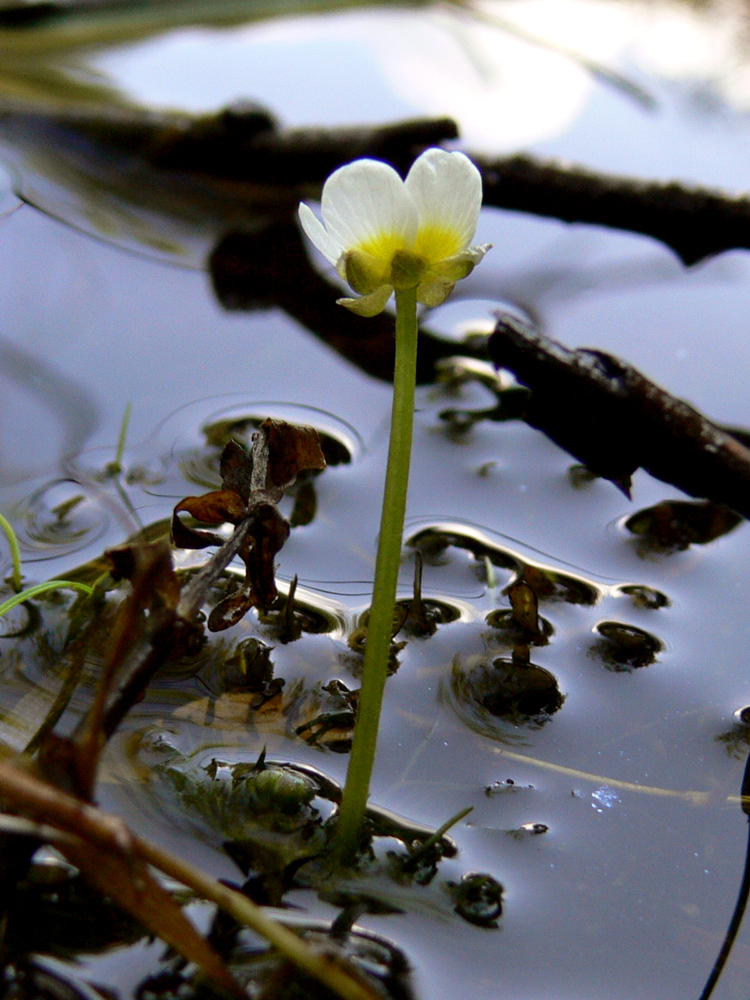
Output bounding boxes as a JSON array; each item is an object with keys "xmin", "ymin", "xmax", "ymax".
[
  {"xmin": 62, "ymin": 837, "xmax": 244, "ymax": 1000},
  {"xmin": 220, "ymin": 438, "xmax": 254, "ymax": 499},
  {"xmin": 172, "ymin": 424, "xmax": 323, "ymax": 631},
  {"xmin": 262, "ymin": 419, "xmax": 326, "ymax": 491}
]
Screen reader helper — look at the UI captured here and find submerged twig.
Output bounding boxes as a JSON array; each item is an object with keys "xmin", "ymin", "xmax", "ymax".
[
  {"xmin": 211, "ymin": 222, "xmax": 487, "ymax": 384},
  {"xmin": 176, "ymin": 516, "xmax": 255, "ymax": 622},
  {"xmin": 25, "ymin": 623, "xmax": 90, "ymax": 756},
  {"xmin": 493, "ymin": 747, "xmax": 713, "ymax": 805},
  {"xmin": 6, "ymin": 91, "xmax": 750, "ymax": 269}
]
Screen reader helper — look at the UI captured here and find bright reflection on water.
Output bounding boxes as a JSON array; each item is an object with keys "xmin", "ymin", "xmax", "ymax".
[{"xmin": 3, "ymin": 3, "xmax": 750, "ymax": 1000}]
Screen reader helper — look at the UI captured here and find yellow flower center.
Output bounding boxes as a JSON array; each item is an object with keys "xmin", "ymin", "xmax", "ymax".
[
  {"xmin": 356, "ymin": 230, "xmax": 411, "ymax": 266},
  {"xmin": 412, "ymin": 223, "xmax": 464, "ymax": 265}
]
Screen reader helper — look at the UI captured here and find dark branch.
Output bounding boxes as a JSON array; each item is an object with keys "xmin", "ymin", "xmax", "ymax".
[
  {"xmin": 476, "ymin": 152, "xmax": 750, "ymax": 266},
  {"xmin": 489, "ymin": 316, "xmax": 750, "ymax": 514}
]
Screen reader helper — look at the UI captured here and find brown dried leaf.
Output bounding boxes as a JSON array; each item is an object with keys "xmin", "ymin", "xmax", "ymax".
[
  {"xmin": 244, "ymin": 504, "xmax": 290, "ymax": 609},
  {"xmin": 61, "ymin": 838, "xmax": 244, "ymax": 1000},
  {"xmin": 106, "ymin": 540, "xmax": 181, "ymax": 611},
  {"xmin": 220, "ymin": 439, "xmax": 254, "ymax": 500},
  {"xmin": 176, "ymin": 491, "xmax": 248, "ymax": 527},
  {"xmin": 261, "ymin": 418, "xmax": 326, "ymax": 491},
  {"xmin": 171, "ymin": 510, "xmax": 225, "ymax": 550},
  {"xmin": 207, "ymin": 583, "xmax": 258, "ymax": 632},
  {"xmin": 172, "ymin": 491, "xmax": 249, "ymax": 551}
]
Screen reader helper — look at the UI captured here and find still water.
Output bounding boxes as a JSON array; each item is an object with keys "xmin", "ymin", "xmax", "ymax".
[{"xmin": 3, "ymin": 2, "xmax": 750, "ymax": 998}]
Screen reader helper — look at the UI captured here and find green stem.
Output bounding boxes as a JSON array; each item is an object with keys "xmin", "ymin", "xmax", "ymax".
[
  {"xmin": 334, "ymin": 287, "xmax": 419, "ymax": 863},
  {"xmin": 0, "ymin": 512, "xmax": 22, "ymax": 593},
  {"xmin": 0, "ymin": 580, "xmax": 94, "ymax": 619}
]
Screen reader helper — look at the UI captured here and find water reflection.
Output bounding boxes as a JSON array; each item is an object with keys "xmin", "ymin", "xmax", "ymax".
[
  {"xmin": 14, "ymin": 479, "xmax": 108, "ymax": 557},
  {"xmin": 0, "ymin": 335, "xmax": 98, "ymax": 486}
]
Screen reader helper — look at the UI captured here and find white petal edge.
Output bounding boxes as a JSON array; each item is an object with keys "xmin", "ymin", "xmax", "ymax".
[
  {"xmin": 321, "ymin": 159, "xmax": 418, "ymax": 255},
  {"xmin": 405, "ymin": 149, "xmax": 482, "ymax": 251},
  {"xmin": 298, "ymin": 202, "xmax": 342, "ymax": 265}
]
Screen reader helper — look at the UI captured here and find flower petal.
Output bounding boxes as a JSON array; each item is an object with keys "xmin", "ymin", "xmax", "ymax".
[
  {"xmin": 430, "ymin": 243, "xmax": 492, "ymax": 281},
  {"xmin": 321, "ymin": 159, "xmax": 418, "ymax": 262},
  {"xmin": 298, "ymin": 202, "xmax": 342, "ymax": 265},
  {"xmin": 406, "ymin": 149, "xmax": 482, "ymax": 259},
  {"xmin": 337, "ymin": 284, "xmax": 394, "ymax": 317}
]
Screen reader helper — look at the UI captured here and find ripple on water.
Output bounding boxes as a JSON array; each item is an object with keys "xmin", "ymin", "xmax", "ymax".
[
  {"xmin": 441, "ymin": 652, "xmax": 565, "ymax": 740},
  {"xmin": 144, "ymin": 396, "xmax": 364, "ymax": 497},
  {"xmin": 406, "ymin": 520, "xmax": 603, "ymax": 606},
  {"xmin": 12, "ymin": 479, "xmax": 108, "ymax": 559}
]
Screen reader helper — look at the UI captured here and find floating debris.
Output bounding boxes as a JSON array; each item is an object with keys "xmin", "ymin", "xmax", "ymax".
[
  {"xmin": 625, "ymin": 500, "xmax": 742, "ymax": 554},
  {"xmin": 590, "ymin": 622, "xmax": 662, "ymax": 671},
  {"xmin": 614, "ymin": 584, "xmax": 670, "ymax": 610},
  {"xmin": 451, "ymin": 873, "xmax": 503, "ymax": 928}
]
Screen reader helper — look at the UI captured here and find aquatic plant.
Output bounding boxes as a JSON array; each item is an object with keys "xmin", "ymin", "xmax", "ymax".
[
  {"xmin": 299, "ymin": 147, "xmax": 489, "ymax": 860},
  {"xmin": 0, "ymin": 511, "xmax": 94, "ymax": 616},
  {"xmin": 299, "ymin": 147, "xmax": 489, "ymax": 318}
]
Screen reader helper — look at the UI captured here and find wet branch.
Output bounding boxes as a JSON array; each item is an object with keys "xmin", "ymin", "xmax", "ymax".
[{"xmin": 488, "ymin": 316, "xmax": 750, "ymax": 514}]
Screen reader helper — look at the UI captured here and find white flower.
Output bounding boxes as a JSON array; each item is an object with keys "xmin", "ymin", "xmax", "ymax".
[{"xmin": 298, "ymin": 148, "xmax": 490, "ymax": 317}]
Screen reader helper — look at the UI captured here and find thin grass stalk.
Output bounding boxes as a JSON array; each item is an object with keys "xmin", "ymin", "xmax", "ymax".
[
  {"xmin": 140, "ymin": 839, "xmax": 379, "ymax": 1000},
  {"xmin": 0, "ymin": 512, "xmax": 22, "ymax": 592},
  {"xmin": 0, "ymin": 580, "xmax": 94, "ymax": 618}
]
